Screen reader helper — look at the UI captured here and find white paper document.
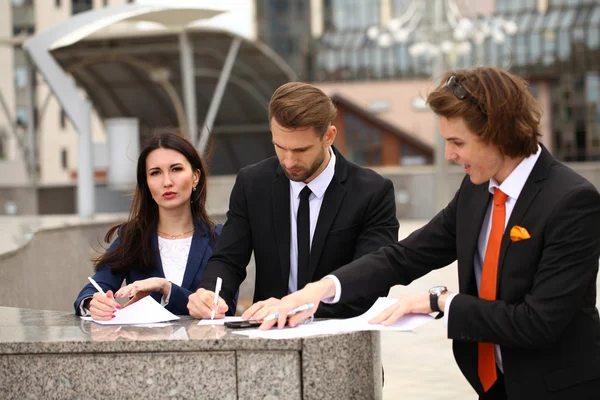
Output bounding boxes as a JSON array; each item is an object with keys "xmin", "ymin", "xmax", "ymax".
[
  {"xmin": 82, "ymin": 296, "xmax": 180, "ymax": 325},
  {"xmin": 232, "ymin": 297, "xmax": 434, "ymax": 339},
  {"xmin": 197, "ymin": 316, "xmax": 244, "ymax": 326}
]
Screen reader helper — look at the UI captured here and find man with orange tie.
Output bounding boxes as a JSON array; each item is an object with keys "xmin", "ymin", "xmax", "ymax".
[{"xmin": 260, "ymin": 67, "xmax": 600, "ymax": 399}]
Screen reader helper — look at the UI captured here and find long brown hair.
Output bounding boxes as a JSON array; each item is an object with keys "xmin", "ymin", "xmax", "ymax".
[{"xmin": 94, "ymin": 128, "xmax": 215, "ymax": 273}]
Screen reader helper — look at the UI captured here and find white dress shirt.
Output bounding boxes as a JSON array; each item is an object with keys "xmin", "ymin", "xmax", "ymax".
[
  {"xmin": 158, "ymin": 236, "xmax": 191, "ymax": 288},
  {"xmin": 445, "ymin": 144, "xmax": 542, "ymax": 372},
  {"xmin": 288, "ymin": 148, "xmax": 336, "ymax": 294}
]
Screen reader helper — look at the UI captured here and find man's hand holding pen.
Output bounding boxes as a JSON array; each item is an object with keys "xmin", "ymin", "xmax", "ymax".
[{"xmin": 188, "ymin": 288, "xmax": 228, "ymax": 319}]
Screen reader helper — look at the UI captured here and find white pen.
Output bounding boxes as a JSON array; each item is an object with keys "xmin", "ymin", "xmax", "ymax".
[
  {"xmin": 263, "ymin": 303, "xmax": 315, "ymax": 321},
  {"xmin": 211, "ymin": 277, "xmax": 222, "ymax": 320},
  {"xmin": 87, "ymin": 276, "xmax": 106, "ymax": 295}
]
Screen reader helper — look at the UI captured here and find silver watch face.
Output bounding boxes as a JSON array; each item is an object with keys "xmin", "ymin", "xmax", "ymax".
[{"xmin": 429, "ymin": 285, "xmax": 447, "ymax": 296}]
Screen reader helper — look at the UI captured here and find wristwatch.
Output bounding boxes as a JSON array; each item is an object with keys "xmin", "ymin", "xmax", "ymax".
[{"xmin": 429, "ymin": 285, "xmax": 448, "ymax": 319}]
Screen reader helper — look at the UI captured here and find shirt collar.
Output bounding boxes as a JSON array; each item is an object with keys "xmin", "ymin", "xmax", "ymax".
[
  {"xmin": 290, "ymin": 147, "xmax": 336, "ymax": 200},
  {"xmin": 488, "ymin": 144, "xmax": 541, "ymax": 200}
]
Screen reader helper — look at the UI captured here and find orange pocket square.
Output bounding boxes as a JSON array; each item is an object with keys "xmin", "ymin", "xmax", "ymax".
[{"xmin": 510, "ymin": 226, "xmax": 531, "ymax": 242}]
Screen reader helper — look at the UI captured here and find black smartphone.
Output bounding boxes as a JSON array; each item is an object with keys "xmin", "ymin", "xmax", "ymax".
[{"xmin": 224, "ymin": 320, "xmax": 262, "ymax": 329}]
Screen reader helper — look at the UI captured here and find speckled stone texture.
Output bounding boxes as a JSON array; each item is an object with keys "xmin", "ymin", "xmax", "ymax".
[
  {"xmin": 302, "ymin": 331, "xmax": 382, "ymax": 400},
  {"xmin": 236, "ymin": 351, "xmax": 302, "ymax": 400},
  {"xmin": 0, "ymin": 351, "xmax": 237, "ymax": 400},
  {"xmin": 0, "ymin": 308, "xmax": 380, "ymax": 399}
]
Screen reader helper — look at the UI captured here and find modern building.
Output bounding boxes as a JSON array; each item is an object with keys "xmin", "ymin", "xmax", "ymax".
[
  {"xmin": 256, "ymin": 0, "xmax": 600, "ymax": 163},
  {"xmin": 0, "ymin": 0, "xmax": 298, "ymax": 216}
]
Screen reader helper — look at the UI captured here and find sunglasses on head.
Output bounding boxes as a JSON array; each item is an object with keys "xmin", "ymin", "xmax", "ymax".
[{"xmin": 446, "ymin": 75, "xmax": 487, "ymax": 115}]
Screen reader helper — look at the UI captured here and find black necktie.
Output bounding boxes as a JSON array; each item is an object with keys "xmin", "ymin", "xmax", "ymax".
[{"xmin": 297, "ymin": 186, "xmax": 312, "ymax": 291}]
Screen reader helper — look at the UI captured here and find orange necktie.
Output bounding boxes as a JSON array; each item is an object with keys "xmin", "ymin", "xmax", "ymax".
[{"xmin": 478, "ymin": 188, "xmax": 508, "ymax": 392}]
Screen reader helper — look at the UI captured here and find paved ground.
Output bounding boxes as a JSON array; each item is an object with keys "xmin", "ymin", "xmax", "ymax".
[{"xmin": 380, "ymin": 220, "xmax": 600, "ymax": 400}]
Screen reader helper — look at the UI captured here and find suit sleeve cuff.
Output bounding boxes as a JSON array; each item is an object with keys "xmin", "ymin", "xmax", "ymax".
[
  {"xmin": 79, "ymin": 297, "xmax": 93, "ymax": 316},
  {"xmin": 443, "ymin": 293, "xmax": 459, "ymax": 328},
  {"xmin": 321, "ymin": 275, "xmax": 341, "ymax": 304},
  {"xmin": 160, "ymin": 283, "xmax": 173, "ymax": 307}
]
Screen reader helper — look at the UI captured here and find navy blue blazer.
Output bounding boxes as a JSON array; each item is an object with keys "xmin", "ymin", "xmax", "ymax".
[{"xmin": 74, "ymin": 222, "xmax": 236, "ymax": 316}]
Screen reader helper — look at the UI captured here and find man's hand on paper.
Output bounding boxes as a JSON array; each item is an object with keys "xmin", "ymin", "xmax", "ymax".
[
  {"xmin": 259, "ymin": 279, "xmax": 335, "ymax": 330},
  {"xmin": 115, "ymin": 278, "xmax": 171, "ymax": 307},
  {"xmin": 88, "ymin": 290, "xmax": 120, "ymax": 320},
  {"xmin": 369, "ymin": 291, "xmax": 452, "ymax": 326},
  {"xmin": 187, "ymin": 288, "xmax": 228, "ymax": 319},
  {"xmin": 241, "ymin": 297, "xmax": 281, "ymax": 321}
]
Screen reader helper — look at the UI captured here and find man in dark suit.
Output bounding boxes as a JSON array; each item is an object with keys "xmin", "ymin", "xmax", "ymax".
[
  {"xmin": 187, "ymin": 82, "xmax": 398, "ymax": 320},
  {"xmin": 262, "ymin": 68, "xmax": 600, "ymax": 399}
]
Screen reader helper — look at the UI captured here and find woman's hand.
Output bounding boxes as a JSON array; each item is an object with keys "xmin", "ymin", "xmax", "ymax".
[
  {"xmin": 114, "ymin": 278, "xmax": 171, "ymax": 307},
  {"xmin": 88, "ymin": 290, "xmax": 120, "ymax": 320}
]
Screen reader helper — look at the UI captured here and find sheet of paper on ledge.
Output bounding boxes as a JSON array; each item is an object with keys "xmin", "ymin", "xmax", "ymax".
[
  {"xmin": 81, "ymin": 296, "xmax": 180, "ymax": 325},
  {"xmin": 232, "ymin": 297, "xmax": 434, "ymax": 339},
  {"xmin": 197, "ymin": 316, "xmax": 244, "ymax": 326}
]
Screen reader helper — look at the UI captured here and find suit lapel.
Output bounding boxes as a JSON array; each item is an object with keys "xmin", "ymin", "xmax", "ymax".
[
  {"xmin": 497, "ymin": 147, "xmax": 552, "ymax": 286},
  {"xmin": 272, "ymin": 167, "xmax": 292, "ymax": 285},
  {"xmin": 180, "ymin": 225, "xmax": 209, "ymax": 290},
  {"xmin": 306, "ymin": 148, "xmax": 348, "ymax": 283},
  {"xmin": 152, "ymin": 229, "xmax": 166, "ymax": 278},
  {"xmin": 460, "ymin": 183, "xmax": 491, "ymax": 295}
]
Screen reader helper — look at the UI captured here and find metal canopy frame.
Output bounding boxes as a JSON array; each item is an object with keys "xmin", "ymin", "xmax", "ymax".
[{"xmin": 23, "ymin": 4, "xmax": 224, "ymax": 218}]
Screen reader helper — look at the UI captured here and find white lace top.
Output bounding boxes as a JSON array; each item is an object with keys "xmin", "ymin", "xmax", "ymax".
[{"xmin": 158, "ymin": 236, "xmax": 192, "ymax": 286}]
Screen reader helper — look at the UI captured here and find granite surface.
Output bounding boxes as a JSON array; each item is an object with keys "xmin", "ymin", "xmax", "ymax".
[
  {"xmin": 1, "ymin": 351, "xmax": 237, "ymax": 400},
  {"xmin": 303, "ymin": 330, "xmax": 383, "ymax": 400},
  {"xmin": 237, "ymin": 351, "xmax": 302, "ymax": 399},
  {"xmin": 0, "ymin": 307, "xmax": 302, "ymax": 353},
  {"xmin": 0, "ymin": 307, "xmax": 381, "ymax": 399}
]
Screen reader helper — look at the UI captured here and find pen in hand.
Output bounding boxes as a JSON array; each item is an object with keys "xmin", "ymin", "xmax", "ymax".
[
  {"xmin": 211, "ymin": 277, "xmax": 223, "ymax": 320},
  {"xmin": 88, "ymin": 276, "xmax": 119, "ymax": 316},
  {"xmin": 88, "ymin": 276, "xmax": 106, "ymax": 295},
  {"xmin": 263, "ymin": 303, "xmax": 315, "ymax": 321}
]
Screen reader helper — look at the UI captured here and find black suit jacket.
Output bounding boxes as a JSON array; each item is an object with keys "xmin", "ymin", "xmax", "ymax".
[
  {"xmin": 332, "ymin": 146, "xmax": 600, "ymax": 398},
  {"xmin": 200, "ymin": 147, "xmax": 399, "ymax": 318}
]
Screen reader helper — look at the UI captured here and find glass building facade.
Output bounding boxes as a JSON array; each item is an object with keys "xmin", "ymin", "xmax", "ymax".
[
  {"xmin": 255, "ymin": 0, "xmax": 600, "ymax": 161},
  {"xmin": 255, "ymin": 0, "xmax": 313, "ymax": 80}
]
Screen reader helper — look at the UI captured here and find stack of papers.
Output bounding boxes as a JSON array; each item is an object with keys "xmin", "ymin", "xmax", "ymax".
[
  {"xmin": 80, "ymin": 296, "xmax": 180, "ymax": 325},
  {"xmin": 232, "ymin": 297, "xmax": 434, "ymax": 339}
]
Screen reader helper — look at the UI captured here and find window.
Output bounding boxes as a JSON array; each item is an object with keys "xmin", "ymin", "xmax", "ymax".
[
  {"xmin": 61, "ymin": 149, "xmax": 68, "ymax": 169},
  {"xmin": 55, "ymin": 0, "xmax": 61, "ymax": 7},
  {"xmin": 12, "ymin": 25, "xmax": 35, "ymax": 35},
  {"xmin": 344, "ymin": 114, "xmax": 382, "ymax": 165},
  {"xmin": 14, "ymin": 66, "xmax": 28, "ymax": 88},
  {"xmin": 324, "ymin": 0, "xmax": 380, "ymax": 31},
  {"xmin": 0, "ymin": 131, "xmax": 6, "ymax": 160},
  {"xmin": 71, "ymin": 0, "xmax": 92, "ymax": 15},
  {"xmin": 60, "ymin": 109, "xmax": 67, "ymax": 129},
  {"xmin": 16, "ymin": 106, "xmax": 28, "ymax": 126}
]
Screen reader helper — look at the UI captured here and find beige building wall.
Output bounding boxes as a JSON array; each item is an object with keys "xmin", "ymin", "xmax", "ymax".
[
  {"xmin": 33, "ymin": 0, "xmax": 115, "ymax": 185},
  {"xmin": 317, "ymin": 80, "xmax": 439, "ymax": 146}
]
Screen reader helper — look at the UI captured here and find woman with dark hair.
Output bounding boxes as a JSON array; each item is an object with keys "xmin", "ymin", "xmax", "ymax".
[{"xmin": 74, "ymin": 128, "xmax": 235, "ymax": 319}]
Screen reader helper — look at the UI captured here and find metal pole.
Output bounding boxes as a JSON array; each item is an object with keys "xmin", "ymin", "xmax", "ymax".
[
  {"xmin": 179, "ymin": 30, "xmax": 197, "ymax": 144},
  {"xmin": 77, "ymin": 100, "xmax": 95, "ymax": 219},
  {"xmin": 197, "ymin": 37, "xmax": 241, "ymax": 154},
  {"xmin": 433, "ymin": 0, "xmax": 450, "ymax": 212}
]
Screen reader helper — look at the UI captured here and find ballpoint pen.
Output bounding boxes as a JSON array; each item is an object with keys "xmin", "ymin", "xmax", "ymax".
[
  {"xmin": 88, "ymin": 277, "xmax": 106, "ymax": 295},
  {"xmin": 88, "ymin": 276, "xmax": 119, "ymax": 315},
  {"xmin": 211, "ymin": 277, "xmax": 222, "ymax": 320},
  {"xmin": 263, "ymin": 303, "xmax": 315, "ymax": 321}
]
